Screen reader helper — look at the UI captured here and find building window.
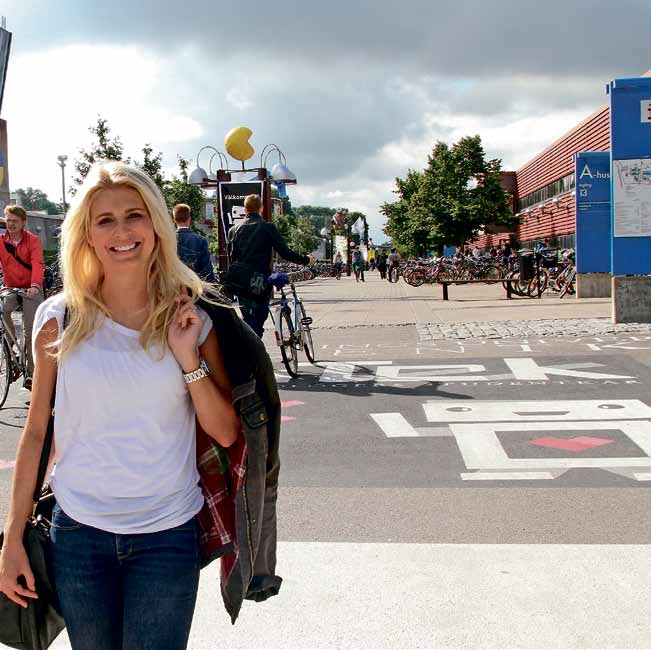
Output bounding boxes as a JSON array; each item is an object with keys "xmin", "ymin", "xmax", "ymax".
[
  {"xmin": 516, "ymin": 173, "xmax": 575, "ymax": 212},
  {"xmin": 517, "ymin": 233, "xmax": 575, "ymax": 251}
]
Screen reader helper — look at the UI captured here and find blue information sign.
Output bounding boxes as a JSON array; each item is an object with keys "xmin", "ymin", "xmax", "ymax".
[
  {"xmin": 575, "ymin": 151, "xmax": 611, "ymax": 273},
  {"xmin": 608, "ymin": 76, "xmax": 651, "ymax": 275}
]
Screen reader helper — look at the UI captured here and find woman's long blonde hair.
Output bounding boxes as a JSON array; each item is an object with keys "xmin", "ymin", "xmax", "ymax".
[{"xmin": 58, "ymin": 160, "xmax": 227, "ymax": 359}]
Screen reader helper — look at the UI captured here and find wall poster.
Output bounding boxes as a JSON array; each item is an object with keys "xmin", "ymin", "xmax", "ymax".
[{"xmin": 613, "ymin": 158, "xmax": 651, "ymax": 237}]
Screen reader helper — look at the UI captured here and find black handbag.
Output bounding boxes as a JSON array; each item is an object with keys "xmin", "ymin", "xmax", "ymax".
[{"xmin": 0, "ymin": 393, "xmax": 65, "ymax": 649}]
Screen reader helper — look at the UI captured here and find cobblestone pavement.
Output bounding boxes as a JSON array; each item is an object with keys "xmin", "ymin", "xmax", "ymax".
[{"xmin": 417, "ymin": 318, "xmax": 651, "ymax": 341}]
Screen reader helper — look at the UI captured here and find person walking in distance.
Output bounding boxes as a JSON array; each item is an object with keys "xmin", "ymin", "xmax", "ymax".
[
  {"xmin": 227, "ymin": 194, "xmax": 310, "ymax": 337},
  {"xmin": 174, "ymin": 203, "xmax": 215, "ymax": 282},
  {"xmin": 333, "ymin": 251, "xmax": 343, "ymax": 279},
  {"xmin": 376, "ymin": 251, "xmax": 387, "ymax": 280},
  {"xmin": 387, "ymin": 247, "xmax": 400, "ymax": 282},
  {"xmin": 351, "ymin": 246, "xmax": 365, "ymax": 282},
  {"xmin": 0, "ymin": 205, "xmax": 45, "ymax": 388},
  {"xmin": 501, "ymin": 240, "xmax": 512, "ymax": 270}
]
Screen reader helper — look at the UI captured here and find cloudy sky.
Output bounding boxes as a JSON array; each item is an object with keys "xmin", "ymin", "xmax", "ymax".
[{"xmin": 3, "ymin": 0, "xmax": 650, "ymax": 239}]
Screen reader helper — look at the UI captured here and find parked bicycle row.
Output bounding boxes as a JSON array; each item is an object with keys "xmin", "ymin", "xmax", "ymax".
[{"xmin": 398, "ymin": 248, "xmax": 577, "ymax": 298}]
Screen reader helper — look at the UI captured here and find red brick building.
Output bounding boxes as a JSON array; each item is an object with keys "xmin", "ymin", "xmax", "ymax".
[{"xmin": 476, "ymin": 103, "xmax": 610, "ymax": 250}]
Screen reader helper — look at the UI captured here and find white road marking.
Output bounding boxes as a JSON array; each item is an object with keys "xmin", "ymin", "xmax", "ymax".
[
  {"xmin": 423, "ymin": 399, "xmax": 651, "ymax": 422},
  {"xmin": 451, "ymin": 420, "xmax": 651, "ymax": 470},
  {"xmin": 461, "ymin": 471, "xmax": 562, "ymax": 481},
  {"xmin": 505, "ymin": 358, "xmax": 633, "ymax": 381},
  {"xmin": 369, "ymin": 413, "xmax": 420, "ymax": 437}
]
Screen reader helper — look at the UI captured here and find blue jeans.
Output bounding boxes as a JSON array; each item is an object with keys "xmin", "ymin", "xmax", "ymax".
[
  {"xmin": 50, "ymin": 504, "xmax": 200, "ymax": 650},
  {"xmin": 238, "ymin": 296, "xmax": 269, "ymax": 338}
]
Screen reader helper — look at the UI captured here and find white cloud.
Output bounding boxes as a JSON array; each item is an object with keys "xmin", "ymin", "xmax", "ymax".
[
  {"xmin": 226, "ymin": 88, "xmax": 253, "ymax": 111},
  {"xmin": 4, "ymin": 45, "xmax": 203, "ymax": 199}
]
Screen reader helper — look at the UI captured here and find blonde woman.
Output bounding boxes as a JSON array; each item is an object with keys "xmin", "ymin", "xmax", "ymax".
[{"xmin": 0, "ymin": 161, "xmax": 240, "ymax": 650}]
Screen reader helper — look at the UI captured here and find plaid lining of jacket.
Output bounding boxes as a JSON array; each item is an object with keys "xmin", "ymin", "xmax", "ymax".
[{"xmin": 195, "ymin": 301, "xmax": 282, "ymax": 624}]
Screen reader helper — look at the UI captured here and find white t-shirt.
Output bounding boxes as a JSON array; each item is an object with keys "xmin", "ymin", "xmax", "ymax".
[{"xmin": 32, "ymin": 293, "xmax": 212, "ymax": 534}]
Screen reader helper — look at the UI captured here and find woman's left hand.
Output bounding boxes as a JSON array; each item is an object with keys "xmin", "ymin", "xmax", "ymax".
[{"xmin": 168, "ymin": 293, "xmax": 203, "ymax": 371}]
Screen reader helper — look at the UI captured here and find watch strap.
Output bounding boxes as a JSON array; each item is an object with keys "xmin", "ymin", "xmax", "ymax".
[{"xmin": 183, "ymin": 359, "xmax": 210, "ymax": 384}]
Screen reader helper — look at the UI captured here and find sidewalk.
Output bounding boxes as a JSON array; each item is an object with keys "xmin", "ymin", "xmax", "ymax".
[
  {"xmin": 296, "ymin": 273, "xmax": 612, "ymax": 329},
  {"xmin": 50, "ymin": 542, "xmax": 651, "ymax": 650}
]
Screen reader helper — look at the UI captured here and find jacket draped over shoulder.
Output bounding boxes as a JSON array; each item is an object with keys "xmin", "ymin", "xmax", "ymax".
[{"xmin": 195, "ymin": 300, "xmax": 282, "ymax": 624}]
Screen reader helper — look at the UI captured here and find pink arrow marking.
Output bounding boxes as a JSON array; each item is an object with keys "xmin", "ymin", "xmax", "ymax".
[
  {"xmin": 280, "ymin": 400, "xmax": 304, "ymax": 423},
  {"xmin": 0, "ymin": 459, "xmax": 16, "ymax": 470}
]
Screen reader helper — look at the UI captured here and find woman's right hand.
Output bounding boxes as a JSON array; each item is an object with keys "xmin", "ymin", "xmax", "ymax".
[{"xmin": 0, "ymin": 540, "xmax": 38, "ymax": 608}]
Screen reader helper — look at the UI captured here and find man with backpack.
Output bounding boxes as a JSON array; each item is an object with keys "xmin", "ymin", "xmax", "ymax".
[
  {"xmin": 226, "ymin": 194, "xmax": 311, "ymax": 337},
  {"xmin": 0, "ymin": 205, "xmax": 45, "ymax": 388}
]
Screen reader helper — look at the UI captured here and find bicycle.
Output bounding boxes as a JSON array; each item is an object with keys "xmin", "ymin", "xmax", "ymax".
[
  {"xmin": 267, "ymin": 273, "xmax": 316, "ymax": 377},
  {"xmin": 0, "ymin": 287, "xmax": 32, "ymax": 407}
]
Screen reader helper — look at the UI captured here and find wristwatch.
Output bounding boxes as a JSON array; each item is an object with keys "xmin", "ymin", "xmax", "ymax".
[{"xmin": 183, "ymin": 359, "xmax": 210, "ymax": 384}]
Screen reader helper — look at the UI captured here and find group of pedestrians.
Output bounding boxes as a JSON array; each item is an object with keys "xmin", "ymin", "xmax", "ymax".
[
  {"xmin": 376, "ymin": 248, "xmax": 400, "ymax": 282},
  {"xmin": 331, "ymin": 247, "xmax": 402, "ymax": 283}
]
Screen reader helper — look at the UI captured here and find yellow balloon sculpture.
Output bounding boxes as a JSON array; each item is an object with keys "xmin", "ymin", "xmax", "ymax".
[{"xmin": 225, "ymin": 126, "xmax": 254, "ymax": 162}]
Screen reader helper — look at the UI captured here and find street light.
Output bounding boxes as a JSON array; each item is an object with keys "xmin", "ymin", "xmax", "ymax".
[
  {"xmin": 260, "ymin": 144, "xmax": 298, "ymax": 185},
  {"xmin": 189, "ymin": 146, "xmax": 228, "ymax": 185},
  {"xmin": 57, "ymin": 155, "xmax": 68, "ymax": 214}
]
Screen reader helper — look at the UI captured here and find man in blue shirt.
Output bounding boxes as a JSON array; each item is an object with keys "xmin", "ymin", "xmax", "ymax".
[{"xmin": 174, "ymin": 203, "xmax": 215, "ymax": 282}]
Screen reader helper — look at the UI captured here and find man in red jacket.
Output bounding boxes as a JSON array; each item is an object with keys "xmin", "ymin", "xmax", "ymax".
[{"xmin": 0, "ymin": 205, "xmax": 45, "ymax": 387}]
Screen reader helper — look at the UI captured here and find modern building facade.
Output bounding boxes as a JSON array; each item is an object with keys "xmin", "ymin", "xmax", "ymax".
[
  {"xmin": 476, "ymin": 70, "xmax": 651, "ymax": 250},
  {"xmin": 476, "ymin": 103, "xmax": 610, "ymax": 250}
]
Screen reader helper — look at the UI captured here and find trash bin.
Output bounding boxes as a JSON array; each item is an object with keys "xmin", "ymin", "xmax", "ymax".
[{"xmin": 518, "ymin": 252, "xmax": 534, "ymax": 281}]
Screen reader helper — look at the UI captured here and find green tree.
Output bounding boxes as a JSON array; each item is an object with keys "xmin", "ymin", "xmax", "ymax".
[
  {"xmin": 273, "ymin": 210, "xmax": 296, "ymax": 243},
  {"xmin": 381, "ymin": 136, "xmax": 517, "ymax": 255},
  {"xmin": 289, "ymin": 215, "xmax": 320, "ymax": 255},
  {"xmin": 384, "ymin": 169, "xmax": 429, "ymax": 255},
  {"xmin": 136, "ymin": 143, "xmax": 165, "ymax": 192},
  {"xmin": 15, "ymin": 187, "xmax": 61, "ymax": 214},
  {"xmin": 162, "ymin": 156, "xmax": 206, "ymax": 233},
  {"xmin": 71, "ymin": 116, "xmax": 128, "ymax": 191}
]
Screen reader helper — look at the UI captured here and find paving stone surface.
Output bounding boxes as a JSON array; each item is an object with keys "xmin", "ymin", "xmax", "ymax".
[{"xmin": 416, "ymin": 318, "xmax": 651, "ymax": 341}]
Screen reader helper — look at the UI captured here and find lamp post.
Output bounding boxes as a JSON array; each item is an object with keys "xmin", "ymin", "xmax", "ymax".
[
  {"xmin": 320, "ymin": 227, "xmax": 329, "ymax": 261},
  {"xmin": 57, "ymin": 155, "xmax": 68, "ymax": 214},
  {"xmin": 189, "ymin": 136, "xmax": 298, "ymax": 270}
]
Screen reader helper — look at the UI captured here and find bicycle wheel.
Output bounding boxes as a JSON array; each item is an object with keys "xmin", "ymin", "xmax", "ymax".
[
  {"xmin": 298, "ymin": 302, "xmax": 316, "ymax": 363},
  {"xmin": 279, "ymin": 308, "xmax": 299, "ymax": 377},
  {"xmin": 0, "ymin": 338, "xmax": 12, "ymax": 408},
  {"xmin": 559, "ymin": 268, "xmax": 576, "ymax": 298},
  {"xmin": 406, "ymin": 269, "xmax": 425, "ymax": 287},
  {"xmin": 481, "ymin": 265, "xmax": 502, "ymax": 283}
]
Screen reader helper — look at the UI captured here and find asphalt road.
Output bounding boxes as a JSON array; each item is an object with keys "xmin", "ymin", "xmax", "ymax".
[{"xmin": 1, "ymin": 279, "xmax": 650, "ymax": 649}]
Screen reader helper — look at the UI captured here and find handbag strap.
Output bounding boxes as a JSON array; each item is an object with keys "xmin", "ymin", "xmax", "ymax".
[{"xmin": 31, "ymin": 306, "xmax": 68, "ymax": 506}]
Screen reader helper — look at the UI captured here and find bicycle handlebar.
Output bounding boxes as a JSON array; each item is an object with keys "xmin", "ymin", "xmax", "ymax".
[{"xmin": 0, "ymin": 286, "xmax": 29, "ymax": 299}]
